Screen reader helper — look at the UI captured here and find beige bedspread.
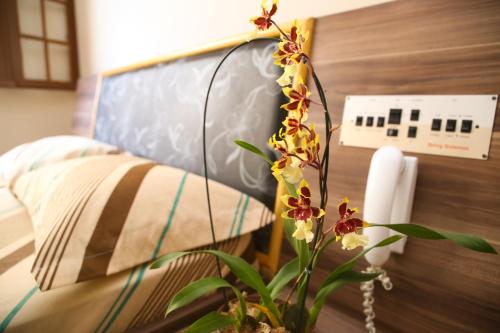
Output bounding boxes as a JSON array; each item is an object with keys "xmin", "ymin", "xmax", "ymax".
[{"xmin": 0, "ymin": 186, "xmax": 252, "ymax": 333}]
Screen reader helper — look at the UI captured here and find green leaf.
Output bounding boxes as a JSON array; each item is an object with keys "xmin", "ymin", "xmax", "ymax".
[
  {"xmin": 295, "ymin": 238, "xmax": 310, "ymax": 272},
  {"xmin": 201, "ymin": 250, "xmax": 282, "ymax": 326},
  {"xmin": 233, "ymin": 288, "xmax": 247, "ymax": 327},
  {"xmin": 166, "ymin": 277, "xmax": 233, "ymax": 316},
  {"xmin": 234, "ymin": 140, "xmax": 273, "ymax": 165},
  {"xmin": 312, "ymin": 237, "xmax": 336, "ymax": 268},
  {"xmin": 371, "ymin": 224, "xmax": 497, "ymax": 254},
  {"xmin": 283, "ymin": 303, "xmax": 309, "ymax": 333},
  {"xmin": 152, "ymin": 250, "xmax": 280, "ymax": 324},
  {"xmin": 283, "ymin": 218, "xmax": 299, "ymax": 254},
  {"xmin": 318, "ymin": 235, "xmax": 403, "ymax": 290},
  {"xmin": 185, "ymin": 311, "xmax": 236, "ymax": 333},
  {"xmin": 267, "ymin": 257, "xmax": 299, "ymax": 299},
  {"xmin": 308, "ymin": 271, "xmax": 380, "ymax": 328},
  {"xmin": 150, "ymin": 251, "xmax": 189, "ymax": 269},
  {"xmin": 153, "ymin": 250, "xmax": 282, "ymax": 326}
]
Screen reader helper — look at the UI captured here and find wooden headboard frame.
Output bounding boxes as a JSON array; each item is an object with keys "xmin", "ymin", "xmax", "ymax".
[{"xmin": 74, "ymin": 18, "xmax": 315, "ymax": 275}]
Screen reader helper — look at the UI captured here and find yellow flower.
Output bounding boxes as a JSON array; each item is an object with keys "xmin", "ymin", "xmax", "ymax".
[
  {"xmin": 281, "ymin": 80, "xmax": 311, "ymax": 111},
  {"xmin": 341, "ymin": 232, "xmax": 369, "ymax": 250},
  {"xmin": 292, "ymin": 220, "xmax": 314, "ymax": 243},
  {"xmin": 273, "ymin": 23, "xmax": 308, "ymax": 67},
  {"xmin": 281, "ymin": 159, "xmax": 303, "ymax": 184},
  {"xmin": 276, "ymin": 63, "xmax": 297, "ymax": 87}
]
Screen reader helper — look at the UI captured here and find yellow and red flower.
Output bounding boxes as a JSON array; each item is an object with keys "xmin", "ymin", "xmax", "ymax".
[
  {"xmin": 282, "ymin": 116, "xmax": 304, "ymax": 137},
  {"xmin": 294, "ymin": 124, "xmax": 320, "ymax": 169},
  {"xmin": 281, "ymin": 179, "xmax": 325, "ymax": 223},
  {"xmin": 276, "ymin": 63, "xmax": 297, "ymax": 87},
  {"xmin": 333, "ymin": 198, "xmax": 369, "ymax": 240},
  {"xmin": 269, "ymin": 131, "xmax": 303, "ymax": 182},
  {"xmin": 281, "ymin": 81, "xmax": 311, "ymax": 117},
  {"xmin": 273, "ymin": 24, "xmax": 307, "ymax": 67},
  {"xmin": 250, "ymin": 0, "xmax": 278, "ymax": 31},
  {"xmin": 292, "ymin": 220, "xmax": 314, "ymax": 243}
]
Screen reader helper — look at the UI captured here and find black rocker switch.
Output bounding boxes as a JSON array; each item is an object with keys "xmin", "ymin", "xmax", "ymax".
[
  {"xmin": 388, "ymin": 109, "xmax": 402, "ymax": 125},
  {"xmin": 431, "ymin": 118, "xmax": 442, "ymax": 131},
  {"xmin": 410, "ymin": 109, "xmax": 420, "ymax": 121},
  {"xmin": 356, "ymin": 116, "xmax": 363, "ymax": 126},
  {"xmin": 408, "ymin": 126, "xmax": 417, "ymax": 138},
  {"xmin": 446, "ymin": 119, "xmax": 457, "ymax": 132},
  {"xmin": 377, "ymin": 116, "xmax": 385, "ymax": 127},
  {"xmin": 387, "ymin": 128, "xmax": 398, "ymax": 137},
  {"xmin": 461, "ymin": 120, "xmax": 473, "ymax": 133},
  {"xmin": 366, "ymin": 116, "xmax": 374, "ymax": 127}
]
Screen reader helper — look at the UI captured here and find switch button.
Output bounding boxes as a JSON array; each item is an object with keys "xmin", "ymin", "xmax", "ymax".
[
  {"xmin": 408, "ymin": 126, "xmax": 417, "ymax": 138},
  {"xmin": 387, "ymin": 128, "xmax": 398, "ymax": 137},
  {"xmin": 446, "ymin": 119, "xmax": 457, "ymax": 132},
  {"xmin": 410, "ymin": 109, "xmax": 420, "ymax": 121},
  {"xmin": 366, "ymin": 116, "xmax": 374, "ymax": 127},
  {"xmin": 356, "ymin": 116, "xmax": 363, "ymax": 126},
  {"xmin": 431, "ymin": 119, "xmax": 442, "ymax": 131},
  {"xmin": 461, "ymin": 120, "xmax": 473, "ymax": 133},
  {"xmin": 377, "ymin": 117, "xmax": 385, "ymax": 127},
  {"xmin": 388, "ymin": 109, "xmax": 402, "ymax": 124}
]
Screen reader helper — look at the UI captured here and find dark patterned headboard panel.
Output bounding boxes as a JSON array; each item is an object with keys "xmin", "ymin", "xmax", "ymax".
[{"xmin": 94, "ymin": 40, "xmax": 283, "ymax": 208}]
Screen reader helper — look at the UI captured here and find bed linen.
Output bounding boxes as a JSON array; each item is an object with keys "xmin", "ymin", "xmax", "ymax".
[
  {"xmin": 11, "ymin": 154, "xmax": 273, "ymax": 290},
  {"xmin": 0, "ymin": 136, "xmax": 119, "ymax": 187},
  {"xmin": 0, "ymin": 187, "xmax": 252, "ymax": 333}
]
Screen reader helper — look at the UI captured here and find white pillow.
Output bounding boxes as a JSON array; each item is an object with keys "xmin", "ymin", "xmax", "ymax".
[{"xmin": 0, "ymin": 136, "xmax": 120, "ymax": 186}]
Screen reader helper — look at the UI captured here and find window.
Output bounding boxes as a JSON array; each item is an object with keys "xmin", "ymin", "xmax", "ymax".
[{"xmin": 0, "ymin": 0, "xmax": 78, "ymax": 89}]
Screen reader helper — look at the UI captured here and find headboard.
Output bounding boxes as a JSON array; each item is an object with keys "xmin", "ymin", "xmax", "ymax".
[{"xmin": 73, "ymin": 19, "xmax": 315, "ymax": 274}]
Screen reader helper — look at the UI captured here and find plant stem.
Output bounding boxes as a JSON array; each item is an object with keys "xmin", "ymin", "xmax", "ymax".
[
  {"xmin": 271, "ymin": 20, "xmax": 291, "ymax": 41},
  {"xmin": 295, "ymin": 57, "xmax": 333, "ymax": 332}
]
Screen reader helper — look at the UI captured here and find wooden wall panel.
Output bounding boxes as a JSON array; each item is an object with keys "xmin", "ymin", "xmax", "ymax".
[
  {"xmin": 72, "ymin": 74, "xmax": 98, "ymax": 137},
  {"xmin": 292, "ymin": 0, "xmax": 500, "ymax": 332}
]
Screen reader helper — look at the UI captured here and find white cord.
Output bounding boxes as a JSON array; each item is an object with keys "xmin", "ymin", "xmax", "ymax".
[{"xmin": 360, "ymin": 266, "xmax": 393, "ymax": 333}]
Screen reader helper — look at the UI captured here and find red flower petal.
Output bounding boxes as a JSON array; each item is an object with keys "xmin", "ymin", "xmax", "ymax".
[
  {"xmin": 269, "ymin": 4, "xmax": 277, "ymax": 16},
  {"xmin": 295, "ymin": 207, "xmax": 312, "ymax": 221},
  {"xmin": 290, "ymin": 26, "xmax": 297, "ymax": 41},
  {"xmin": 311, "ymin": 207, "xmax": 322, "ymax": 218},
  {"xmin": 338, "ymin": 201, "xmax": 347, "ymax": 217},
  {"xmin": 346, "ymin": 218, "xmax": 364, "ymax": 229},
  {"xmin": 287, "ymin": 197, "xmax": 299, "ymax": 208},
  {"xmin": 300, "ymin": 186, "xmax": 311, "ymax": 198}
]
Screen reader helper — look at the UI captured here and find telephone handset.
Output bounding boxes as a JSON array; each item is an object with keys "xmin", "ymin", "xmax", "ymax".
[{"xmin": 361, "ymin": 146, "xmax": 418, "ymax": 333}]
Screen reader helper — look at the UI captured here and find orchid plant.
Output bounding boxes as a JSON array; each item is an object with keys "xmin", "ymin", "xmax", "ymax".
[{"xmin": 151, "ymin": 1, "xmax": 497, "ymax": 332}]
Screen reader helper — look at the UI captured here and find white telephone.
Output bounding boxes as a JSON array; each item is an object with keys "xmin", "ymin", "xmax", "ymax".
[{"xmin": 360, "ymin": 146, "xmax": 418, "ymax": 333}]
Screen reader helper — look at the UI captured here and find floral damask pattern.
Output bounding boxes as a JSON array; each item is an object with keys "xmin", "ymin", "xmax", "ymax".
[{"xmin": 95, "ymin": 40, "xmax": 283, "ymax": 208}]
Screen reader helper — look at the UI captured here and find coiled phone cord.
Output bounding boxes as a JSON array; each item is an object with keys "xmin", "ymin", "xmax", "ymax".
[{"xmin": 360, "ymin": 266, "xmax": 393, "ymax": 333}]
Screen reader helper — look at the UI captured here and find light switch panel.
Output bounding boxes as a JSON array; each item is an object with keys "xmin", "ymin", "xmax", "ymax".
[{"xmin": 339, "ymin": 95, "xmax": 498, "ymax": 160}]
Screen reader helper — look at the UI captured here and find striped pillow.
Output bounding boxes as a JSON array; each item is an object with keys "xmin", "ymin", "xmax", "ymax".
[
  {"xmin": 12, "ymin": 155, "xmax": 273, "ymax": 291},
  {"xmin": 0, "ymin": 135, "xmax": 120, "ymax": 186}
]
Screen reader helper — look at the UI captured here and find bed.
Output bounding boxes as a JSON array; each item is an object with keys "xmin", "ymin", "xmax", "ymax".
[{"xmin": 0, "ymin": 18, "xmax": 315, "ymax": 333}]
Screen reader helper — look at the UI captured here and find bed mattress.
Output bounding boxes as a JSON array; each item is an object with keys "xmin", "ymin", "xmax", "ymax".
[{"xmin": 0, "ymin": 186, "xmax": 252, "ymax": 333}]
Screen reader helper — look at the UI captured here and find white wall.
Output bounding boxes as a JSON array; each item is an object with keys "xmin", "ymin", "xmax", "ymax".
[
  {"xmin": 75, "ymin": 0, "xmax": 393, "ymax": 76},
  {"xmin": 0, "ymin": 88, "xmax": 75, "ymax": 153}
]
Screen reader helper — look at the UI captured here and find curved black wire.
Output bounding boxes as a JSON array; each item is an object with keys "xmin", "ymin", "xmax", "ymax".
[{"xmin": 202, "ymin": 37, "xmax": 280, "ymax": 306}]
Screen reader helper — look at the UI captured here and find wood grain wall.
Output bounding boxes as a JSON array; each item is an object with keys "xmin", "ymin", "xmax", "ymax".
[
  {"xmin": 291, "ymin": 0, "xmax": 500, "ymax": 332},
  {"xmin": 72, "ymin": 1, "xmax": 500, "ymax": 331},
  {"xmin": 73, "ymin": 74, "xmax": 98, "ymax": 137}
]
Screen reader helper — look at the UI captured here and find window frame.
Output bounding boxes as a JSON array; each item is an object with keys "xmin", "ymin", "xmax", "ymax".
[{"xmin": 0, "ymin": 0, "xmax": 79, "ymax": 90}]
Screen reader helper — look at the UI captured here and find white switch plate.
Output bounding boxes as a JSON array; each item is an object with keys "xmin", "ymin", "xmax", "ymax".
[{"xmin": 340, "ymin": 95, "xmax": 498, "ymax": 160}]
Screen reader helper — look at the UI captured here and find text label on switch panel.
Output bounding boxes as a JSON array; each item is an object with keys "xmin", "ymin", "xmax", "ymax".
[{"xmin": 339, "ymin": 95, "xmax": 498, "ymax": 160}]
